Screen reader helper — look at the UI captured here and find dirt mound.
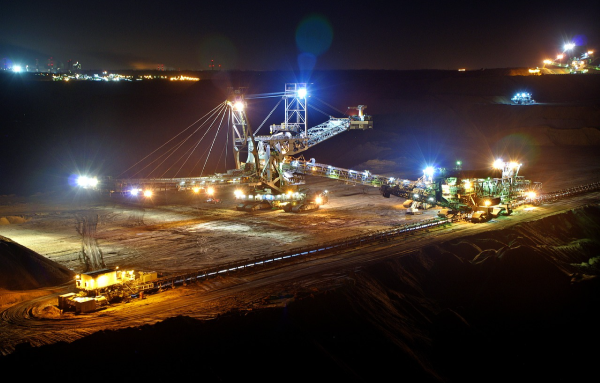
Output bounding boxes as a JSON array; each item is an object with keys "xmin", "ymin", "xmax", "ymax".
[
  {"xmin": 0, "ymin": 235, "xmax": 74, "ymax": 290},
  {"xmin": 0, "ymin": 216, "xmax": 29, "ymax": 225}
]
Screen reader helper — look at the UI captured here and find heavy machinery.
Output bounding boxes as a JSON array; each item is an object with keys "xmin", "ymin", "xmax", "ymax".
[
  {"xmin": 88, "ymin": 83, "xmax": 372, "ymax": 213},
  {"xmin": 58, "ymin": 268, "xmax": 158, "ymax": 313},
  {"xmin": 541, "ymin": 45, "xmax": 598, "ymax": 74},
  {"xmin": 511, "ymin": 92, "xmax": 535, "ymax": 105},
  {"xmin": 229, "ymin": 83, "xmax": 372, "ymax": 194},
  {"xmin": 380, "ymin": 159, "xmax": 542, "ymax": 221},
  {"xmin": 234, "ymin": 188, "xmax": 328, "ymax": 213}
]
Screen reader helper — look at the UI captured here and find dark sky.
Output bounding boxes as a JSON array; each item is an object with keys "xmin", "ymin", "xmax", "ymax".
[{"xmin": 1, "ymin": 1, "xmax": 598, "ymax": 71}]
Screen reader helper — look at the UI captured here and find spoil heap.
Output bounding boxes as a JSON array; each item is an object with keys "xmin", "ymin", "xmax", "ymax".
[{"xmin": 0, "ymin": 235, "xmax": 74, "ymax": 290}]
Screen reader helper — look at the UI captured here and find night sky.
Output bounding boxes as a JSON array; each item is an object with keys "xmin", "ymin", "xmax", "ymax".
[{"xmin": 1, "ymin": 1, "xmax": 598, "ymax": 71}]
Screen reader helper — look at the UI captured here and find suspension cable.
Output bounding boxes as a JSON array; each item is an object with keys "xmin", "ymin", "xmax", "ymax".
[
  {"xmin": 313, "ymin": 97, "xmax": 347, "ymax": 116},
  {"xmin": 200, "ymin": 104, "xmax": 229, "ymax": 176},
  {"xmin": 171, "ymin": 104, "xmax": 229, "ymax": 177},
  {"xmin": 308, "ymin": 104, "xmax": 332, "ymax": 118},
  {"xmin": 118, "ymin": 102, "xmax": 227, "ymax": 177},
  {"xmin": 254, "ymin": 97, "xmax": 283, "ymax": 136},
  {"xmin": 148, "ymin": 102, "xmax": 227, "ymax": 178}
]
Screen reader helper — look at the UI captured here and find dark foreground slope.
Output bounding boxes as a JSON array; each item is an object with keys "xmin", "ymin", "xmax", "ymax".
[{"xmin": 2, "ymin": 205, "xmax": 599, "ymax": 381}]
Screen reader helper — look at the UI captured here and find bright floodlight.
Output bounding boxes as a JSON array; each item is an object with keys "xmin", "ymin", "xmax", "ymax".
[
  {"xmin": 527, "ymin": 191, "xmax": 537, "ymax": 199},
  {"xmin": 424, "ymin": 166, "xmax": 435, "ymax": 177},
  {"xmin": 543, "ymin": 59, "xmax": 552, "ymax": 65},
  {"xmin": 297, "ymin": 88, "xmax": 307, "ymax": 99},
  {"xmin": 77, "ymin": 175, "xmax": 98, "ymax": 188},
  {"xmin": 12, "ymin": 65, "xmax": 22, "ymax": 73},
  {"xmin": 207, "ymin": 187, "xmax": 214, "ymax": 195},
  {"xmin": 564, "ymin": 43, "xmax": 575, "ymax": 51},
  {"xmin": 484, "ymin": 200, "xmax": 491, "ymax": 206},
  {"xmin": 557, "ymin": 54, "xmax": 564, "ymax": 60},
  {"xmin": 493, "ymin": 159, "xmax": 504, "ymax": 169},
  {"xmin": 77, "ymin": 176, "xmax": 88, "ymax": 187},
  {"xmin": 192, "ymin": 187, "xmax": 200, "ymax": 193},
  {"xmin": 234, "ymin": 101, "xmax": 244, "ymax": 111},
  {"xmin": 315, "ymin": 196, "xmax": 323, "ymax": 204},
  {"xmin": 143, "ymin": 190, "xmax": 153, "ymax": 198},
  {"xmin": 130, "ymin": 188, "xmax": 139, "ymax": 196},
  {"xmin": 234, "ymin": 189, "xmax": 242, "ymax": 198}
]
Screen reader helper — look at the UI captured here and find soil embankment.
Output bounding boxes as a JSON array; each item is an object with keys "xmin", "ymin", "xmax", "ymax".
[
  {"xmin": 0, "ymin": 235, "xmax": 74, "ymax": 291},
  {"xmin": 2, "ymin": 205, "xmax": 599, "ymax": 381}
]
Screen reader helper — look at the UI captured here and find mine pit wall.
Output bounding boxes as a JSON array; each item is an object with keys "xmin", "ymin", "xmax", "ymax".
[{"xmin": 336, "ymin": 203, "xmax": 600, "ymax": 380}]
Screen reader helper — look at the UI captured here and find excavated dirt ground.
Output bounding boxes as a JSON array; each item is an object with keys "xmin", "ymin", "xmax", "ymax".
[
  {"xmin": 0, "ymin": 176, "xmax": 437, "ymax": 282},
  {"xmin": 1, "ymin": 201, "xmax": 599, "ymax": 381}
]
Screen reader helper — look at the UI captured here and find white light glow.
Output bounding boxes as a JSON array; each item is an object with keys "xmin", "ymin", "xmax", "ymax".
[
  {"xmin": 424, "ymin": 166, "xmax": 434, "ymax": 177},
  {"xmin": 297, "ymin": 88, "xmax": 307, "ymax": 99},
  {"xmin": 77, "ymin": 176, "xmax": 98, "ymax": 188}
]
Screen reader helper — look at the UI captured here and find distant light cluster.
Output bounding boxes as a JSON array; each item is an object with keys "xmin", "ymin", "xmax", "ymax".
[
  {"xmin": 50, "ymin": 73, "xmax": 199, "ymax": 82},
  {"xmin": 53, "ymin": 72, "xmax": 134, "ymax": 82},
  {"xmin": 169, "ymin": 75, "xmax": 200, "ymax": 81}
]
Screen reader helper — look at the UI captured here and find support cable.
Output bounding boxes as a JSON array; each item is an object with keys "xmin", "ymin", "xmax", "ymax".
[
  {"xmin": 200, "ymin": 104, "xmax": 229, "ymax": 176},
  {"xmin": 149, "ymin": 103, "xmax": 227, "ymax": 178},
  {"xmin": 171, "ymin": 103, "xmax": 229, "ymax": 177},
  {"xmin": 118, "ymin": 102, "xmax": 226, "ymax": 177},
  {"xmin": 254, "ymin": 98, "xmax": 283, "ymax": 136},
  {"xmin": 308, "ymin": 104, "xmax": 332, "ymax": 118},
  {"xmin": 313, "ymin": 97, "xmax": 346, "ymax": 116}
]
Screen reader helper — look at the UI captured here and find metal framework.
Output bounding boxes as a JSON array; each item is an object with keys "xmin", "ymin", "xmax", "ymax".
[{"xmin": 227, "ymin": 83, "xmax": 372, "ymax": 193}]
